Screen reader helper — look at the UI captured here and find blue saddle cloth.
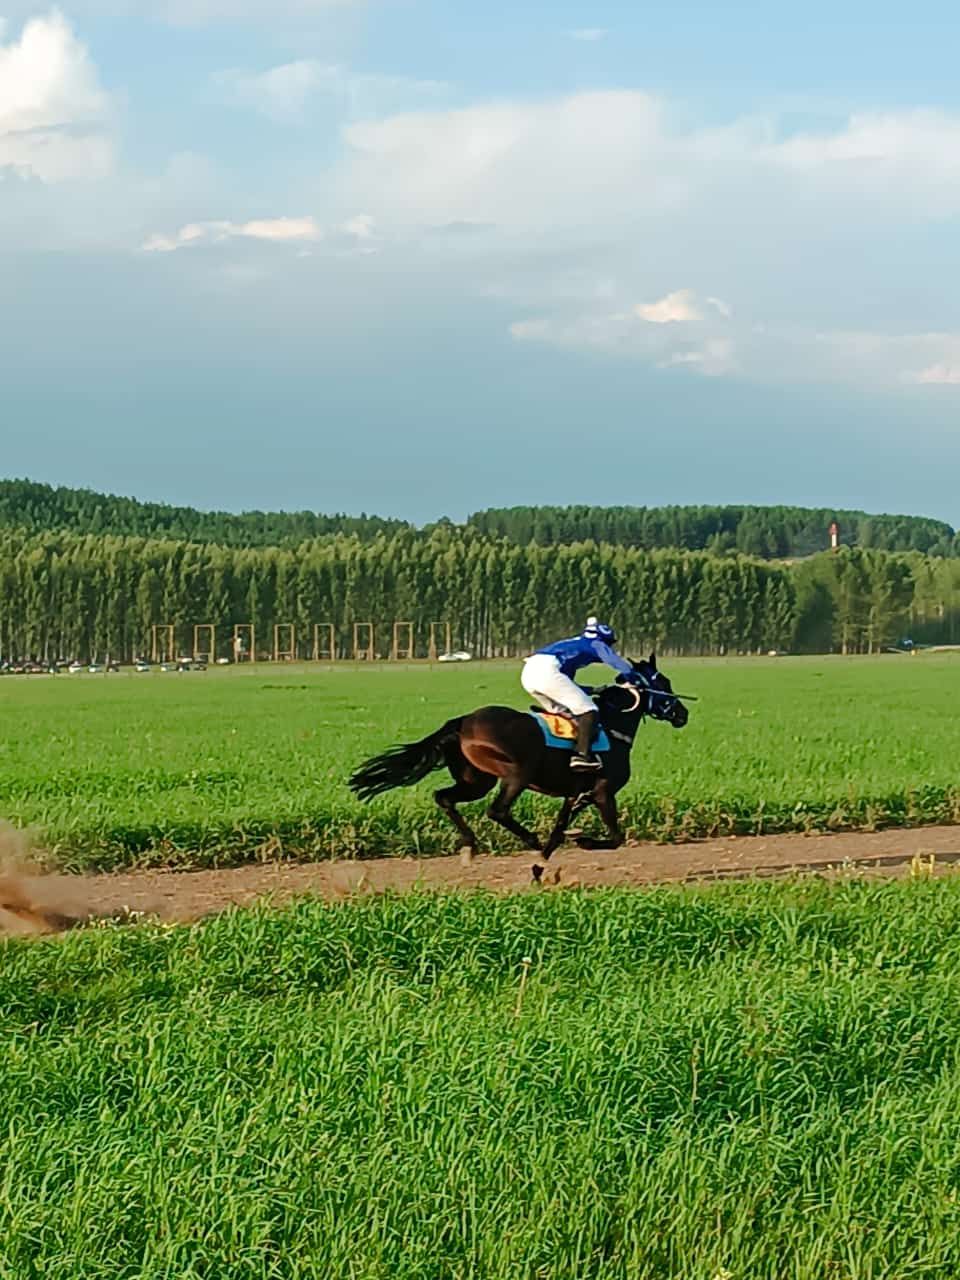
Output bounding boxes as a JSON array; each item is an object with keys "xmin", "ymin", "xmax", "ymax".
[{"xmin": 530, "ymin": 711, "xmax": 611, "ymax": 754}]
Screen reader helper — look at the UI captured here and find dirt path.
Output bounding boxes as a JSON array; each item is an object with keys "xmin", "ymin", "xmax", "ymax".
[{"xmin": 3, "ymin": 825, "xmax": 960, "ymax": 936}]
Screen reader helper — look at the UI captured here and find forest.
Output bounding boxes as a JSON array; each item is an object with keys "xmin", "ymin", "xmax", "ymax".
[
  {"xmin": 466, "ymin": 504, "xmax": 960, "ymax": 558},
  {"xmin": 0, "ymin": 479, "xmax": 410, "ymax": 547},
  {"xmin": 2, "ymin": 524, "xmax": 959, "ymax": 662},
  {"xmin": 2, "ymin": 479, "xmax": 957, "ymax": 558}
]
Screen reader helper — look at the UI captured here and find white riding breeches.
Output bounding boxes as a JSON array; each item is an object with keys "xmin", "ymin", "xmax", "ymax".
[{"xmin": 521, "ymin": 654, "xmax": 596, "ymax": 717}]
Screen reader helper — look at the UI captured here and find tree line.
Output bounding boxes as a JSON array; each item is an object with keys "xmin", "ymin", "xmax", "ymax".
[
  {"xmin": 2, "ymin": 479, "xmax": 957, "ymax": 560},
  {"xmin": 0, "ymin": 479, "xmax": 411, "ymax": 548},
  {"xmin": 466, "ymin": 505, "xmax": 960, "ymax": 558},
  {"xmin": 2, "ymin": 526, "xmax": 959, "ymax": 663}
]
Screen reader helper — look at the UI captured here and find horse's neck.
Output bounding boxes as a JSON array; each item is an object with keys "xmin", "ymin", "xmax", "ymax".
[{"xmin": 599, "ymin": 707, "xmax": 640, "ymax": 746}]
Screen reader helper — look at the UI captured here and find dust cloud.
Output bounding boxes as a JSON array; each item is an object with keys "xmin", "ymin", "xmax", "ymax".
[{"xmin": 0, "ymin": 822, "xmax": 110, "ymax": 937}]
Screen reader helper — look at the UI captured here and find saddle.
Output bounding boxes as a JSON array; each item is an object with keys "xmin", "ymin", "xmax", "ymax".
[{"xmin": 528, "ymin": 709, "xmax": 611, "ymax": 754}]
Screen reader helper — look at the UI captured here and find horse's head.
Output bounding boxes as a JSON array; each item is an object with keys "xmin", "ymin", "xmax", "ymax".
[
  {"xmin": 632, "ymin": 653, "xmax": 689, "ymax": 728},
  {"xmin": 597, "ymin": 652, "xmax": 689, "ymax": 731}
]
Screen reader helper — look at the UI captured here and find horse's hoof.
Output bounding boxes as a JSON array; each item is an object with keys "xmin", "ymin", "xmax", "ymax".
[{"xmin": 531, "ymin": 863, "xmax": 544, "ymax": 883}]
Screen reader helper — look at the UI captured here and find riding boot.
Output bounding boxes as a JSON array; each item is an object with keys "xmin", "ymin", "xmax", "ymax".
[{"xmin": 570, "ymin": 710, "xmax": 601, "ymax": 771}]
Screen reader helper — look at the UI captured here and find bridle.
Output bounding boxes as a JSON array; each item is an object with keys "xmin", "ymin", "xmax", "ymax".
[
  {"xmin": 606, "ymin": 671, "xmax": 696, "ymax": 727},
  {"xmin": 620, "ymin": 684, "xmax": 643, "ymax": 713}
]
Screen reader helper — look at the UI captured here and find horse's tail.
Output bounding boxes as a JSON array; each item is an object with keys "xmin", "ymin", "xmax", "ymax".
[{"xmin": 348, "ymin": 717, "xmax": 464, "ymax": 801}]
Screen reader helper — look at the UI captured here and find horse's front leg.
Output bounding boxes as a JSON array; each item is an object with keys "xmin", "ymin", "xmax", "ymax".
[
  {"xmin": 575, "ymin": 780, "xmax": 624, "ymax": 851},
  {"xmin": 487, "ymin": 776, "xmax": 541, "ymax": 851},
  {"xmin": 540, "ymin": 795, "xmax": 576, "ymax": 861},
  {"xmin": 530, "ymin": 794, "xmax": 578, "ymax": 884}
]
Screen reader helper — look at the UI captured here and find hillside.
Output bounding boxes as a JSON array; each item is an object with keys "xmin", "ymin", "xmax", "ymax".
[
  {"xmin": 0, "ymin": 479, "xmax": 411, "ymax": 548},
  {"xmin": 0, "ymin": 478, "xmax": 956, "ymax": 558},
  {"xmin": 466, "ymin": 504, "xmax": 959, "ymax": 558}
]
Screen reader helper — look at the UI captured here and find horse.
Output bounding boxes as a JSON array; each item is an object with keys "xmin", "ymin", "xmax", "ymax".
[{"xmin": 348, "ymin": 655, "xmax": 690, "ymax": 876}]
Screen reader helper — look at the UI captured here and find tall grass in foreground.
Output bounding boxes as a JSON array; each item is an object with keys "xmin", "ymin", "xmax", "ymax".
[{"xmin": 3, "ymin": 877, "xmax": 960, "ymax": 1277}]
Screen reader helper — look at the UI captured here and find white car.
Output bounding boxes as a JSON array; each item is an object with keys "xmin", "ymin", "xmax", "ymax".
[{"xmin": 438, "ymin": 650, "xmax": 472, "ymax": 663}]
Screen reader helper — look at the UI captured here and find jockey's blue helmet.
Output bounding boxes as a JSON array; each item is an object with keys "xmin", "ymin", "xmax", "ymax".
[{"xmin": 583, "ymin": 616, "xmax": 616, "ymax": 645}]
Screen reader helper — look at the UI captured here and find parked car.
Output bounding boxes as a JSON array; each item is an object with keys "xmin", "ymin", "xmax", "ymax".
[{"xmin": 438, "ymin": 650, "xmax": 473, "ymax": 663}]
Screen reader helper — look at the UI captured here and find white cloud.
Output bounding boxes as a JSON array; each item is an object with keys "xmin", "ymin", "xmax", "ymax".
[
  {"xmin": 659, "ymin": 338, "xmax": 736, "ymax": 376},
  {"xmin": 511, "ymin": 299, "xmax": 960, "ymax": 389},
  {"xmin": 141, "ymin": 212, "xmax": 380, "ymax": 254},
  {"xmin": 337, "ymin": 91, "xmax": 960, "ymax": 242},
  {"xmin": 30, "ymin": 68, "xmax": 960, "ymax": 393},
  {"xmin": 143, "ymin": 216, "xmax": 323, "ymax": 251},
  {"xmin": 340, "ymin": 92, "xmax": 682, "ymax": 231},
  {"xmin": 813, "ymin": 332, "xmax": 960, "ymax": 388},
  {"xmin": 214, "ymin": 60, "xmax": 449, "ymax": 123},
  {"xmin": 510, "ymin": 289, "xmax": 737, "ymax": 377},
  {"xmin": 0, "ymin": 11, "xmax": 112, "ymax": 181},
  {"xmin": 635, "ymin": 289, "xmax": 700, "ymax": 324},
  {"xmin": 706, "ymin": 296, "xmax": 733, "ymax": 319},
  {"xmin": 569, "ymin": 28, "xmax": 608, "ymax": 42},
  {"xmin": 325, "ymin": 89, "xmax": 960, "ymax": 386},
  {"xmin": 764, "ymin": 109, "xmax": 960, "ymax": 217},
  {"xmin": 340, "ymin": 213, "xmax": 375, "ymax": 239},
  {"xmin": 912, "ymin": 363, "xmax": 960, "ymax": 386},
  {"xmin": 213, "ymin": 60, "xmax": 322, "ymax": 122}
]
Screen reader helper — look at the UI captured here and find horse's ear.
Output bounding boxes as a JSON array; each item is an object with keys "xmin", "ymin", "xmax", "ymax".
[{"xmin": 648, "ymin": 651, "xmax": 657, "ymax": 669}]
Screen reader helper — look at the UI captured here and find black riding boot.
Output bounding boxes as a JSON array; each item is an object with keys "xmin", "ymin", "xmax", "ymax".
[{"xmin": 570, "ymin": 710, "xmax": 601, "ymax": 771}]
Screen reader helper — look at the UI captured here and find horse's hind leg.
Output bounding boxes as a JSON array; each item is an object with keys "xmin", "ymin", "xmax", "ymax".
[
  {"xmin": 487, "ymin": 777, "xmax": 541, "ymax": 851},
  {"xmin": 434, "ymin": 771, "xmax": 495, "ymax": 857}
]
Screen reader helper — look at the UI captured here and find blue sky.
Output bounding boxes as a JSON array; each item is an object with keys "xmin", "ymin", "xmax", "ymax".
[{"xmin": 2, "ymin": 1, "xmax": 960, "ymax": 525}]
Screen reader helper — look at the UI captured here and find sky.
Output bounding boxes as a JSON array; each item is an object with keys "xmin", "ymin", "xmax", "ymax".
[{"xmin": 2, "ymin": 1, "xmax": 960, "ymax": 526}]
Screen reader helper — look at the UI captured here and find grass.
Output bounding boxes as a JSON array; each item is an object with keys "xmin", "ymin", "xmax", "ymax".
[
  {"xmin": 0, "ymin": 655, "xmax": 959, "ymax": 870},
  {"xmin": 4, "ymin": 876, "xmax": 960, "ymax": 1277}
]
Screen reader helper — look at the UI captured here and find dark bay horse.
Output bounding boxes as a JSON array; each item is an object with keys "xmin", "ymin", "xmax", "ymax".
[{"xmin": 348, "ymin": 656, "xmax": 689, "ymax": 872}]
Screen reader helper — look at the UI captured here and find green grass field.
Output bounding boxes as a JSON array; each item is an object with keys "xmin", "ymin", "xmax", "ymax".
[
  {"xmin": 1, "ymin": 656, "xmax": 959, "ymax": 870},
  {"xmin": 4, "ymin": 877, "xmax": 960, "ymax": 1278}
]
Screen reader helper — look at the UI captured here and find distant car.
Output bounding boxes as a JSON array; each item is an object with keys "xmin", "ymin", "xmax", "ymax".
[
  {"xmin": 135, "ymin": 661, "xmax": 152, "ymax": 673},
  {"xmin": 68, "ymin": 662, "xmax": 85, "ymax": 674},
  {"xmin": 438, "ymin": 650, "xmax": 472, "ymax": 663}
]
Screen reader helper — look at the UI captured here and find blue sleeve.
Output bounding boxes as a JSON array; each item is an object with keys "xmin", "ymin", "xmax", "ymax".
[{"xmin": 590, "ymin": 640, "xmax": 634, "ymax": 676}]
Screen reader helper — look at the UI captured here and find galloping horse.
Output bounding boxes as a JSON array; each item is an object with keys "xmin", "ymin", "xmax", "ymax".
[{"xmin": 348, "ymin": 655, "xmax": 690, "ymax": 873}]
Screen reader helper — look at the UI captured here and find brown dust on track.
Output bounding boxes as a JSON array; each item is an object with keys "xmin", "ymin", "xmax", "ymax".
[{"xmin": 3, "ymin": 825, "xmax": 960, "ymax": 937}]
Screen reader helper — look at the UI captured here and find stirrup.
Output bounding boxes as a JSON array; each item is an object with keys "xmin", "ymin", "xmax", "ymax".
[{"xmin": 570, "ymin": 753, "xmax": 601, "ymax": 771}]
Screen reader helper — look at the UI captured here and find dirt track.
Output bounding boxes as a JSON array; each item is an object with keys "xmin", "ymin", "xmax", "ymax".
[{"xmin": 3, "ymin": 825, "xmax": 960, "ymax": 937}]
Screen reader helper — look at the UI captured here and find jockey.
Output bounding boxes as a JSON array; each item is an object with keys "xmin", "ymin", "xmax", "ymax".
[{"xmin": 522, "ymin": 617, "xmax": 639, "ymax": 770}]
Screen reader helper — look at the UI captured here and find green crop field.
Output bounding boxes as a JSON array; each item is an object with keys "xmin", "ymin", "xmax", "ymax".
[
  {"xmin": 4, "ymin": 878, "xmax": 960, "ymax": 1278},
  {"xmin": 1, "ymin": 656, "xmax": 959, "ymax": 871}
]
